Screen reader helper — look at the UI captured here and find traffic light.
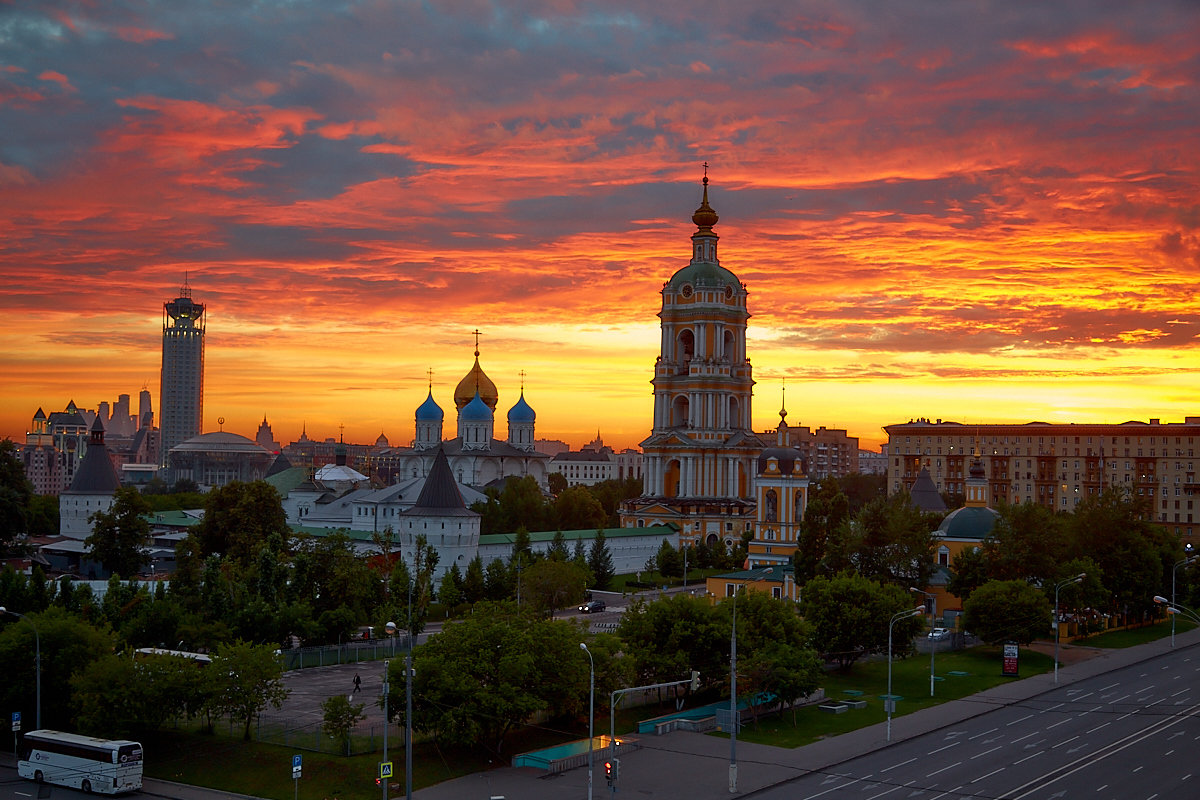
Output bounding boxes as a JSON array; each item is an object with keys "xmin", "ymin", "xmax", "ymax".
[
  {"xmin": 604, "ymin": 760, "xmax": 613, "ymax": 786},
  {"xmin": 612, "ymin": 758, "xmax": 621, "ymax": 782},
  {"xmin": 690, "ymin": 670, "xmax": 700, "ymax": 691}
]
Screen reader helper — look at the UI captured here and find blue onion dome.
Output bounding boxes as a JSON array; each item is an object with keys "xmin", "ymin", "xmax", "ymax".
[
  {"xmin": 460, "ymin": 390, "xmax": 493, "ymax": 422},
  {"xmin": 507, "ymin": 390, "xmax": 536, "ymax": 423},
  {"xmin": 415, "ymin": 389, "xmax": 444, "ymax": 422}
]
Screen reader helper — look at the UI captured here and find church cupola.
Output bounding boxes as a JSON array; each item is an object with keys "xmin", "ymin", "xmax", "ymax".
[
  {"xmin": 507, "ymin": 380, "xmax": 536, "ymax": 452},
  {"xmin": 458, "ymin": 391, "xmax": 494, "ymax": 450},
  {"xmin": 414, "ymin": 375, "xmax": 445, "ymax": 451}
]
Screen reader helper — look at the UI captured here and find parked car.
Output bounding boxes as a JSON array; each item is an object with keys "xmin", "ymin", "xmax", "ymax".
[
  {"xmin": 927, "ymin": 627, "xmax": 951, "ymax": 640},
  {"xmin": 579, "ymin": 599, "xmax": 607, "ymax": 613}
]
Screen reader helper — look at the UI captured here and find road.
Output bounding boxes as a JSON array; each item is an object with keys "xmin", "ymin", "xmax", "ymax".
[{"xmin": 751, "ymin": 644, "xmax": 1199, "ymax": 799}]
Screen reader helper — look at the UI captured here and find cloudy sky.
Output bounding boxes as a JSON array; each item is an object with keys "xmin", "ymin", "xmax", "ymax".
[{"xmin": 3, "ymin": 0, "xmax": 1198, "ymax": 451}]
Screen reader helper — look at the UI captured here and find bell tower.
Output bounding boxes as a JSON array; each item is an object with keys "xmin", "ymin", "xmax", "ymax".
[{"xmin": 622, "ymin": 170, "xmax": 764, "ymax": 547}]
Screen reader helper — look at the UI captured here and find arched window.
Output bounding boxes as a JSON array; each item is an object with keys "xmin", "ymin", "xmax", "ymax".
[
  {"xmin": 676, "ymin": 328, "xmax": 695, "ymax": 362},
  {"xmin": 765, "ymin": 489, "xmax": 778, "ymax": 522}
]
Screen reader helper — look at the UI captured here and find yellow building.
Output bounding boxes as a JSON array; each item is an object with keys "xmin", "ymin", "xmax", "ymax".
[
  {"xmin": 622, "ymin": 174, "xmax": 765, "ymax": 549},
  {"xmin": 927, "ymin": 450, "xmax": 999, "ymax": 621},
  {"xmin": 747, "ymin": 408, "xmax": 810, "ymax": 569}
]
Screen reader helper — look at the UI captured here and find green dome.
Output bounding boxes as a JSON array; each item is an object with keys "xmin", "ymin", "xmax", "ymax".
[
  {"xmin": 936, "ymin": 506, "xmax": 999, "ymax": 541},
  {"xmin": 666, "ymin": 261, "xmax": 741, "ymax": 291}
]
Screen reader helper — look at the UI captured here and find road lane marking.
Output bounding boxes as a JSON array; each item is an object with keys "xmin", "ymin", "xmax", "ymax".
[
  {"xmin": 926, "ymin": 785, "xmax": 964, "ymax": 800},
  {"xmin": 881, "ymin": 757, "xmax": 917, "ymax": 773},
  {"xmin": 971, "ymin": 746, "xmax": 1002, "ymax": 760},
  {"xmin": 1011, "ymin": 731, "xmax": 1040, "ymax": 744},
  {"xmin": 999, "ymin": 700, "xmax": 1200, "ymax": 799},
  {"xmin": 1085, "ymin": 721, "xmax": 1110, "ymax": 734},
  {"xmin": 926, "ymin": 761, "xmax": 961, "ymax": 777},
  {"xmin": 927, "ymin": 742, "xmax": 960, "ymax": 755},
  {"xmin": 970, "ymin": 766, "xmax": 1006, "ymax": 783},
  {"xmin": 1007, "ymin": 713, "xmax": 1034, "ymax": 726},
  {"xmin": 1046, "ymin": 718, "xmax": 1073, "ymax": 729},
  {"xmin": 1050, "ymin": 735, "xmax": 1078, "ymax": 750},
  {"xmin": 1014, "ymin": 752, "xmax": 1042, "ymax": 765},
  {"xmin": 968, "ymin": 727, "xmax": 998, "ymax": 740}
]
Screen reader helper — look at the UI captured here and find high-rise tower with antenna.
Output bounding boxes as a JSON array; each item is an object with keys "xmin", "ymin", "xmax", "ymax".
[{"xmin": 159, "ymin": 279, "xmax": 205, "ymax": 468}]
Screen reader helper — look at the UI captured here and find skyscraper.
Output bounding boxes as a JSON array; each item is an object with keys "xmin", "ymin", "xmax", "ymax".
[{"xmin": 159, "ymin": 280, "xmax": 205, "ymax": 468}]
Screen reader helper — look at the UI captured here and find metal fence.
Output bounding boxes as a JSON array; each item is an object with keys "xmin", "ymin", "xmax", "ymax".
[
  {"xmin": 280, "ymin": 637, "xmax": 412, "ymax": 671},
  {"xmin": 254, "ymin": 717, "xmax": 394, "ymax": 756}
]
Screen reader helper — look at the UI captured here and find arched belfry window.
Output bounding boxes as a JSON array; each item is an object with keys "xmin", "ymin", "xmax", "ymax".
[
  {"xmin": 765, "ymin": 489, "xmax": 778, "ymax": 522},
  {"xmin": 677, "ymin": 328, "xmax": 695, "ymax": 362}
]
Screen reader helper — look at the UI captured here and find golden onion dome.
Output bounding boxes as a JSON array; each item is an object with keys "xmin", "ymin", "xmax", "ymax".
[
  {"xmin": 691, "ymin": 175, "xmax": 719, "ymax": 231},
  {"xmin": 454, "ymin": 355, "xmax": 499, "ymax": 411}
]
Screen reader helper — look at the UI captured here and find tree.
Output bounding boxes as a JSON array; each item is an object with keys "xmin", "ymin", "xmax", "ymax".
[
  {"xmin": 588, "ymin": 530, "xmax": 616, "ymax": 590},
  {"xmin": 86, "ymin": 486, "xmax": 153, "ymax": 578},
  {"xmin": 552, "ymin": 486, "xmax": 607, "ymax": 531},
  {"xmin": 801, "ymin": 574, "xmax": 922, "ymax": 668},
  {"xmin": 522, "ymin": 559, "xmax": 588, "ymax": 616},
  {"xmin": 547, "ymin": 529, "xmax": 570, "ymax": 562},
  {"xmin": 722, "ymin": 590, "xmax": 821, "ymax": 722},
  {"xmin": 548, "ymin": 472, "xmax": 568, "ymax": 495},
  {"xmin": 73, "ymin": 651, "xmax": 204, "ymax": 737},
  {"xmin": 1067, "ymin": 488, "xmax": 1173, "ymax": 617},
  {"xmin": 962, "ymin": 579, "xmax": 1050, "ymax": 645},
  {"xmin": 194, "ymin": 480, "xmax": 290, "ymax": 566},
  {"xmin": 322, "ymin": 695, "xmax": 366, "ymax": 755},
  {"xmin": 0, "ymin": 439, "xmax": 34, "ymax": 553},
  {"xmin": 838, "ymin": 472, "xmax": 887, "ymax": 512},
  {"xmin": 982, "ymin": 501, "xmax": 1068, "ymax": 585},
  {"xmin": 945, "ymin": 546, "xmax": 990, "ymax": 601},
  {"xmin": 793, "ymin": 478, "xmax": 851, "ymax": 581},
  {"xmin": 846, "ymin": 493, "xmax": 937, "ymax": 588},
  {"xmin": 439, "ymin": 564, "xmax": 464, "ymax": 611},
  {"xmin": 618, "ymin": 593, "xmax": 727, "ymax": 688},
  {"xmin": 395, "ymin": 602, "xmax": 588, "ymax": 754},
  {"xmin": 653, "ymin": 539, "xmax": 683, "ymax": 578},
  {"xmin": 210, "ymin": 640, "xmax": 290, "ymax": 740},
  {"xmin": 462, "ymin": 556, "xmax": 487, "ymax": 604},
  {"xmin": 0, "ymin": 606, "xmax": 115, "ymax": 729}
]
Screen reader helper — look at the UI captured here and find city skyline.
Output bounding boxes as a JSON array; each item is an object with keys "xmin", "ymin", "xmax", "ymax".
[{"xmin": 3, "ymin": 2, "xmax": 1199, "ymax": 452}]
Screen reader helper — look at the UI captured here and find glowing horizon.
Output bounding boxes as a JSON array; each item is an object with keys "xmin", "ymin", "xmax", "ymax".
[{"xmin": 2, "ymin": 2, "xmax": 1198, "ymax": 455}]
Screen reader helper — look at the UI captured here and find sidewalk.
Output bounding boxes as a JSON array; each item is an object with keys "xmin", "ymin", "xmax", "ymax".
[{"xmin": 412, "ymin": 625, "xmax": 1200, "ymax": 799}]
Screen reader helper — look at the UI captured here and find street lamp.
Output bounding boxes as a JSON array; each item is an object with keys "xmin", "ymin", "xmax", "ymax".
[
  {"xmin": 1171, "ymin": 545, "xmax": 1196, "ymax": 648},
  {"xmin": 1154, "ymin": 595, "xmax": 1200, "ymax": 626},
  {"xmin": 729, "ymin": 567, "xmax": 772, "ymax": 794},
  {"xmin": 909, "ymin": 587, "xmax": 937, "ymax": 697},
  {"xmin": 1053, "ymin": 573, "xmax": 1086, "ymax": 683},
  {"xmin": 0, "ymin": 606, "xmax": 40, "ymax": 729},
  {"xmin": 886, "ymin": 606, "xmax": 925, "ymax": 742},
  {"xmin": 581, "ymin": 643, "xmax": 595, "ymax": 800}
]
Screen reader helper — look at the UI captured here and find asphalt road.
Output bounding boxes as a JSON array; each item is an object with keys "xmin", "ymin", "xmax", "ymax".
[{"xmin": 751, "ymin": 644, "xmax": 1199, "ymax": 799}]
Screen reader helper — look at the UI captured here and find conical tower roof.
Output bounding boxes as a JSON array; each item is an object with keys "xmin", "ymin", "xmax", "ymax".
[
  {"xmin": 404, "ymin": 448, "xmax": 474, "ymax": 515},
  {"xmin": 66, "ymin": 418, "xmax": 121, "ymax": 494}
]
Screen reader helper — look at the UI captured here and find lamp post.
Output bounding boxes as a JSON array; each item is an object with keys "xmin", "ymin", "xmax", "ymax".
[
  {"xmin": 581, "ymin": 643, "xmax": 595, "ymax": 800},
  {"xmin": 909, "ymin": 587, "xmax": 937, "ymax": 697},
  {"xmin": 886, "ymin": 606, "xmax": 925, "ymax": 742},
  {"xmin": 0, "ymin": 607, "xmax": 40, "ymax": 729},
  {"xmin": 729, "ymin": 567, "xmax": 772, "ymax": 794},
  {"xmin": 1171, "ymin": 545, "xmax": 1196, "ymax": 648},
  {"xmin": 381, "ymin": 658, "xmax": 389, "ymax": 800},
  {"xmin": 1154, "ymin": 595, "xmax": 1200, "ymax": 626},
  {"xmin": 1053, "ymin": 573, "xmax": 1086, "ymax": 683}
]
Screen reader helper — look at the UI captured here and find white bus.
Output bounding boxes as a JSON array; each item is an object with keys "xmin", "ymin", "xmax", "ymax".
[{"xmin": 17, "ymin": 730, "xmax": 143, "ymax": 794}]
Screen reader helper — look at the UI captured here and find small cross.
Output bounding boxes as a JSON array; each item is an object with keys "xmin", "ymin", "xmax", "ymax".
[
  {"xmin": 519, "ymin": 369, "xmax": 526, "ymax": 390},
  {"xmin": 426, "ymin": 368, "xmax": 434, "ymax": 389},
  {"xmin": 472, "ymin": 328, "xmax": 483, "ymax": 356}
]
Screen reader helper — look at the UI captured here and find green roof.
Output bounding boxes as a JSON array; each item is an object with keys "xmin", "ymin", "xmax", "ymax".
[{"xmin": 481, "ymin": 524, "xmax": 677, "ymax": 546}]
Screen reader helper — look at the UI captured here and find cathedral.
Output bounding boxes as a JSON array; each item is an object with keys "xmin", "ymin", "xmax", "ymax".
[
  {"xmin": 621, "ymin": 174, "xmax": 767, "ymax": 548},
  {"xmin": 371, "ymin": 342, "xmax": 550, "ymax": 490}
]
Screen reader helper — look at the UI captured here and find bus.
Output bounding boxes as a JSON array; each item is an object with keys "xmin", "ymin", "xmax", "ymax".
[{"xmin": 17, "ymin": 730, "xmax": 143, "ymax": 794}]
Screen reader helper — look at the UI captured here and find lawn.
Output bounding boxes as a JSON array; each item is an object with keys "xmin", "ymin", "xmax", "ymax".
[
  {"xmin": 1075, "ymin": 617, "xmax": 1196, "ymax": 649},
  {"xmin": 731, "ymin": 645, "xmax": 1055, "ymax": 748}
]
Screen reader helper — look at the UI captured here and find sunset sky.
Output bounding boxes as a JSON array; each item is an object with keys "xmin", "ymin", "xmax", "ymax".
[{"xmin": 3, "ymin": 1, "xmax": 1199, "ymax": 453}]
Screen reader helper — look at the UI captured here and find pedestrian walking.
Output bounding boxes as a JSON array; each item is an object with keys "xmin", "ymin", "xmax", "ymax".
[{"xmin": 353, "ymin": 673, "xmax": 361, "ymax": 694}]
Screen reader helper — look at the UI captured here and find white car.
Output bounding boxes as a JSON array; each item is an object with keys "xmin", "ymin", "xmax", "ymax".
[{"xmin": 927, "ymin": 628, "xmax": 951, "ymax": 640}]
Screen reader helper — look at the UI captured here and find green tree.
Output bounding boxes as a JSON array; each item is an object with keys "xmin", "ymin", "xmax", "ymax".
[
  {"xmin": 962, "ymin": 579, "xmax": 1050, "ymax": 645},
  {"xmin": 847, "ymin": 493, "xmax": 937, "ymax": 588},
  {"xmin": 322, "ymin": 694, "xmax": 366, "ymax": 755},
  {"xmin": 439, "ymin": 564, "xmax": 464, "ymax": 611},
  {"xmin": 523, "ymin": 559, "xmax": 588, "ymax": 616},
  {"xmin": 547, "ymin": 529, "xmax": 570, "ymax": 562},
  {"xmin": 552, "ymin": 486, "xmax": 607, "ymax": 531},
  {"xmin": 793, "ymin": 478, "xmax": 851, "ymax": 581},
  {"xmin": 618, "ymin": 593, "xmax": 726, "ymax": 688},
  {"xmin": 0, "ymin": 606, "xmax": 115, "ymax": 729},
  {"xmin": 485, "ymin": 557, "xmax": 512, "ymax": 601},
  {"xmin": 838, "ymin": 472, "xmax": 887, "ymax": 512},
  {"xmin": 73, "ymin": 651, "xmax": 204, "ymax": 736},
  {"xmin": 195, "ymin": 480, "xmax": 290, "ymax": 566},
  {"xmin": 26, "ymin": 494, "xmax": 59, "ymax": 539},
  {"xmin": 0, "ymin": 439, "xmax": 34, "ymax": 554},
  {"xmin": 945, "ymin": 546, "xmax": 990, "ymax": 602},
  {"xmin": 653, "ymin": 539, "xmax": 683, "ymax": 579},
  {"xmin": 86, "ymin": 486, "xmax": 153, "ymax": 578},
  {"xmin": 210, "ymin": 640, "xmax": 290, "ymax": 740},
  {"xmin": 982, "ymin": 501, "xmax": 1068, "ymax": 585},
  {"xmin": 394, "ymin": 602, "xmax": 588, "ymax": 754},
  {"xmin": 587, "ymin": 530, "xmax": 616, "ymax": 590},
  {"xmin": 463, "ymin": 555, "xmax": 487, "ymax": 604},
  {"xmin": 801, "ymin": 573, "xmax": 922, "ymax": 668},
  {"xmin": 723, "ymin": 590, "xmax": 821, "ymax": 722},
  {"xmin": 548, "ymin": 472, "xmax": 568, "ymax": 495}
]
